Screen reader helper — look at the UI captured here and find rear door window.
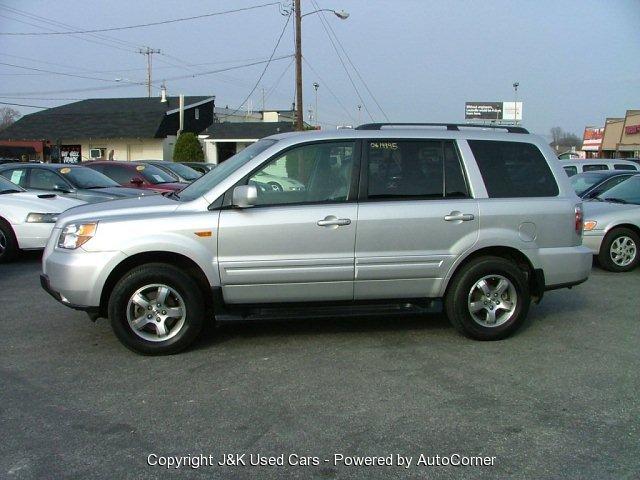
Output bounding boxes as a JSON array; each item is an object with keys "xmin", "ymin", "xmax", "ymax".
[
  {"xmin": 102, "ymin": 165, "xmax": 136, "ymax": 184},
  {"xmin": 583, "ymin": 164, "xmax": 607, "ymax": 172},
  {"xmin": 614, "ymin": 164, "xmax": 637, "ymax": 171},
  {"xmin": 366, "ymin": 140, "xmax": 469, "ymax": 199},
  {"xmin": 468, "ymin": 140, "xmax": 558, "ymax": 198}
]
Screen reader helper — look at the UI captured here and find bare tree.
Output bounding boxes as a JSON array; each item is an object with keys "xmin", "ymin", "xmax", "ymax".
[
  {"xmin": 0, "ymin": 107, "xmax": 20, "ymax": 131},
  {"xmin": 550, "ymin": 126, "xmax": 582, "ymax": 152}
]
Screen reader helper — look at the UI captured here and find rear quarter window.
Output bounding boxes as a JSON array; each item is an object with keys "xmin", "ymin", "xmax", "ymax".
[
  {"xmin": 468, "ymin": 140, "xmax": 559, "ymax": 198},
  {"xmin": 563, "ymin": 166, "xmax": 578, "ymax": 177}
]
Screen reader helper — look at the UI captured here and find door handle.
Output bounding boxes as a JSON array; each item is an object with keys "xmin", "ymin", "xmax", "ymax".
[
  {"xmin": 444, "ymin": 211, "xmax": 475, "ymax": 222},
  {"xmin": 317, "ymin": 216, "xmax": 351, "ymax": 227}
]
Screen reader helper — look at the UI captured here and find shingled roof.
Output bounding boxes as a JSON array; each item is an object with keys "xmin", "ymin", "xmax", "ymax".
[
  {"xmin": 0, "ymin": 96, "xmax": 214, "ymax": 141},
  {"xmin": 203, "ymin": 121, "xmax": 295, "ymax": 139}
]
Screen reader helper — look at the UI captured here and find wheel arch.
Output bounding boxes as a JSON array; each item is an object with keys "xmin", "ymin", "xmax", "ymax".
[
  {"xmin": 99, "ymin": 251, "xmax": 213, "ymax": 318},
  {"xmin": 444, "ymin": 246, "xmax": 542, "ymax": 302},
  {"xmin": 604, "ymin": 223, "xmax": 640, "ymax": 240}
]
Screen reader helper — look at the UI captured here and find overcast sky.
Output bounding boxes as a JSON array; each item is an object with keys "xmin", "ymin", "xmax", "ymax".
[{"xmin": 0, "ymin": 0, "xmax": 638, "ymax": 137}]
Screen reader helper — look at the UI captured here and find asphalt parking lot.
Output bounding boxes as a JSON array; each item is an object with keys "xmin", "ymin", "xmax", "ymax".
[{"xmin": 1, "ymin": 253, "xmax": 639, "ymax": 479}]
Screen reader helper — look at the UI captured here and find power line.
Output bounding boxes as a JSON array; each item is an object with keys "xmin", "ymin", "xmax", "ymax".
[
  {"xmin": 0, "ymin": 96, "xmax": 82, "ymax": 100},
  {"xmin": 0, "ymin": 61, "xmax": 144, "ymax": 86},
  {"xmin": 264, "ymin": 57, "xmax": 294, "ymax": 104},
  {"xmin": 0, "ymin": 100, "xmax": 47, "ymax": 109},
  {"xmin": 315, "ymin": 4, "xmax": 389, "ymax": 121},
  {"xmin": 302, "ymin": 57, "xmax": 355, "ymax": 123},
  {"xmin": 0, "ymin": 56, "xmax": 293, "ymax": 96},
  {"xmin": 0, "ymin": 2, "xmax": 281, "ymax": 35},
  {"xmin": 0, "ymin": 11, "xmax": 138, "ymax": 54},
  {"xmin": 218, "ymin": 13, "xmax": 293, "ymax": 118},
  {"xmin": 309, "ymin": 0, "xmax": 373, "ymax": 122}
]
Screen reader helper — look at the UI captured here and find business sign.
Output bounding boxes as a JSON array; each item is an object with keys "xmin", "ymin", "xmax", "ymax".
[
  {"xmin": 465, "ymin": 102, "xmax": 503, "ymax": 120},
  {"xmin": 582, "ymin": 127, "xmax": 604, "ymax": 152},
  {"xmin": 60, "ymin": 145, "xmax": 81, "ymax": 164},
  {"xmin": 465, "ymin": 102, "xmax": 522, "ymax": 121},
  {"xmin": 625, "ymin": 124, "xmax": 640, "ymax": 135}
]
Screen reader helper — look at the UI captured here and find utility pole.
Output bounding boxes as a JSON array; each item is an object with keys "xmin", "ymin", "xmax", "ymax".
[
  {"xmin": 139, "ymin": 46, "xmax": 161, "ymax": 98},
  {"xmin": 294, "ymin": 0, "xmax": 303, "ymax": 131}
]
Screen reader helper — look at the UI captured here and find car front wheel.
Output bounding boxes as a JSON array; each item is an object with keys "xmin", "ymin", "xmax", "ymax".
[
  {"xmin": 108, "ymin": 263, "xmax": 205, "ymax": 355},
  {"xmin": 445, "ymin": 256, "xmax": 531, "ymax": 340},
  {"xmin": 0, "ymin": 219, "xmax": 18, "ymax": 263}
]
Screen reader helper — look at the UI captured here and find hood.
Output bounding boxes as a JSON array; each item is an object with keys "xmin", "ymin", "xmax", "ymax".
[
  {"xmin": 146, "ymin": 182, "xmax": 187, "ymax": 193},
  {"xmin": 583, "ymin": 200, "xmax": 640, "ymax": 225},
  {"xmin": 5, "ymin": 191, "xmax": 85, "ymax": 212},
  {"xmin": 55, "ymin": 193, "xmax": 179, "ymax": 227},
  {"xmin": 86, "ymin": 186, "xmax": 151, "ymax": 197},
  {"xmin": 583, "ymin": 200, "xmax": 640, "ymax": 217}
]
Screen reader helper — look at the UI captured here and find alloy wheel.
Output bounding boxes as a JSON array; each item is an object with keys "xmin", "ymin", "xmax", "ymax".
[
  {"xmin": 609, "ymin": 236, "xmax": 637, "ymax": 267},
  {"xmin": 126, "ymin": 284, "xmax": 187, "ymax": 342},
  {"xmin": 467, "ymin": 274, "xmax": 517, "ymax": 328}
]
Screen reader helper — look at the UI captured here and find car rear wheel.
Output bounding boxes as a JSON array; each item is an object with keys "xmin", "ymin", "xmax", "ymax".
[
  {"xmin": 0, "ymin": 219, "xmax": 18, "ymax": 263},
  {"xmin": 445, "ymin": 256, "xmax": 531, "ymax": 340},
  {"xmin": 598, "ymin": 227, "xmax": 639, "ymax": 272},
  {"xmin": 108, "ymin": 263, "xmax": 205, "ymax": 355}
]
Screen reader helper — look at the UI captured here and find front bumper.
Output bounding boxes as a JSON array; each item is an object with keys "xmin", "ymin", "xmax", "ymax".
[
  {"xmin": 40, "ymin": 274, "xmax": 98, "ymax": 318},
  {"xmin": 42, "ymin": 243, "xmax": 126, "ymax": 309},
  {"xmin": 582, "ymin": 231, "xmax": 605, "ymax": 255}
]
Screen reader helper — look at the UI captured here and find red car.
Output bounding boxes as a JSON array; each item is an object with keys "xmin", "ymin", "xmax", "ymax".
[{"xmin": 85, "ymin": 161, "xmax": 186, "ymax": 193}]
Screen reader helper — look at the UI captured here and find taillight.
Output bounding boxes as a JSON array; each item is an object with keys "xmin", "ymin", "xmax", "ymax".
[{"xmin": 574, "ymin": 204, "xmax": 583, "ymax": 236}]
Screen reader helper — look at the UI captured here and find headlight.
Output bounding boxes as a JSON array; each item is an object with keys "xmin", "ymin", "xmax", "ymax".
[
  {"xmin": 58, "ymin": 222, "xmax": 98, "ymax": 249},
  {"xmin": 583, "ymin": 220, "xmax": 598, "ymax": 231},
  {"xmin": 26, "ymin": 212, "xmax": 59, "ymax": 223}
]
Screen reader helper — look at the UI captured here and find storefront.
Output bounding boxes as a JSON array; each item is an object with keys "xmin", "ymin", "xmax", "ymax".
[
  {"xmin": 599, "ymin": 118, "xmax": 624, "ymax": 159},
  {"xmin": 616, "ymin": 109, "xmax": 640, "ymax": 158}
]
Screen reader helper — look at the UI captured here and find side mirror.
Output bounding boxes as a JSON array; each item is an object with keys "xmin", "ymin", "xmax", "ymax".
[
  {"xmin": 130, "ymin": 177, "xmax": 143, "ymax": 185},
  {"xmin": 233, "ymin": 185, "xmax": 258, "ymax": 208},
  {"xmin": 54, "ymin": 184, "xmax": 73, "ymax": 194}
]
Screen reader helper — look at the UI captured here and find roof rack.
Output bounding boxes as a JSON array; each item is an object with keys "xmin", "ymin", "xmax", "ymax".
[{"xmin": 355, "ymin": 123, "xmax": 529, "ymax": 134}]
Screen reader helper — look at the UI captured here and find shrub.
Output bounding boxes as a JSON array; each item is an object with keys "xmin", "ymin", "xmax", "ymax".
[{"xmin": 173, "ymin": 132, "xmax": 204, "ymax": 162}]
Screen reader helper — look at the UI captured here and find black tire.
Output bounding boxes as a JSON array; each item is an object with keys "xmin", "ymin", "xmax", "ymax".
[
  {"xmin": 597, "ymin": 227, "xmax": 640, "ymax": 273},
  {"xmin": 445, "ymin": 256, "xmax": 531, "ymax": 341},
  {"xmin": 108, "ymin": 263, "xmax": 205, "ymax": 355},
  {"xmin": 0, "ymin": 218, "xmax": 18, "ymax": 264}
]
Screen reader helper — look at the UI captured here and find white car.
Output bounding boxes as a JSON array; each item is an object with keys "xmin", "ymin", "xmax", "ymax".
[{"xmin": 0, "ymin": 176, "xmax": 85, "ymax": 262}]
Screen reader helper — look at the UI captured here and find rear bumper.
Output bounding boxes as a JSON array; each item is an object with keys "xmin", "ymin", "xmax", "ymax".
[{"xmin": 534, "ymin": 245, "xmax": 592, "ymax": 288}]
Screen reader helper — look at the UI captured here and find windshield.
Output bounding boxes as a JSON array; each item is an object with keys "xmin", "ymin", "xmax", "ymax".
[
  {"xmin": 161, "ymin": 162, "xmax": 201, "ymax": 181},
  {"xmin": 177, "ymin": 139, "xmax": 278, "ymax": 201},
  {"xmin": 0, "ymin": 175, "xmax": 25, "ymax": 193},
  {"xmin": 137, "ymin": 164, "xmax": 179, "ymax": 184},
  {"xmin": 61, "ymin": 166, "xmax": 119, "ymax": 188},
  {"xmin": 597, "ymin": 175, "xmax": 640, "ymax": 205},
  {"xmin": 570, "ymin": 173, "xmax": 605, "ymax": 195}
]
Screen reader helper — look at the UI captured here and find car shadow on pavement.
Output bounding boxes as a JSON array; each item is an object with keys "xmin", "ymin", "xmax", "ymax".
[{"xmin": 193, "ymin": 312, "xmax": 453, "ymax": 350}]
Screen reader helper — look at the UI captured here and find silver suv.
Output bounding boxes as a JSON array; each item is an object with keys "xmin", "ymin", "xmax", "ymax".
[{"xmin": 41, "ymin": 123, "xmax": 592, "ymax": 354}]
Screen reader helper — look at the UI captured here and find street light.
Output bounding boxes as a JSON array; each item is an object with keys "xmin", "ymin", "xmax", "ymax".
[
  {"xmin": 294, "ymin": 1, "xmax": 349, "ymax": 130},
  {"xmin": 513, "ymin": 81, "xmax": 519, "ymax": 126}
]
